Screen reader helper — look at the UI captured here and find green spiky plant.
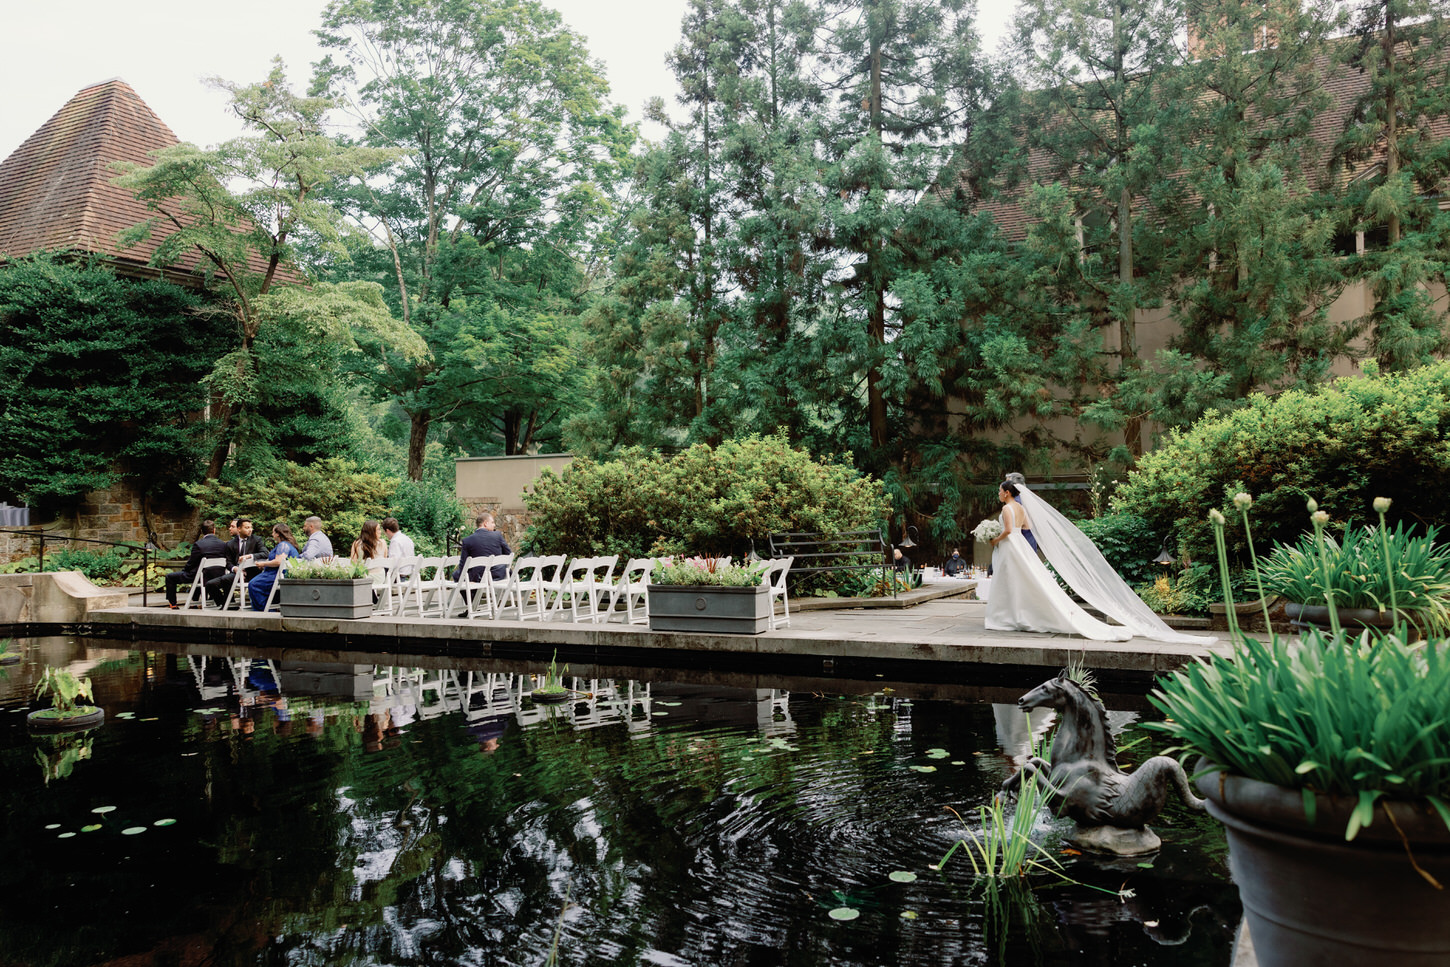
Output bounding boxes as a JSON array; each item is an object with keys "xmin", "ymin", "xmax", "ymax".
[{"xmin": 1150, "ymin": 495, "xmax": 1450, "ymax": 852}]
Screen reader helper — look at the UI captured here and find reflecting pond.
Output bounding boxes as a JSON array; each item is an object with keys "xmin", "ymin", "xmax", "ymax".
[{"xmin": 0, "ymin": 638, "xmax": 1239, "ymax": 966}]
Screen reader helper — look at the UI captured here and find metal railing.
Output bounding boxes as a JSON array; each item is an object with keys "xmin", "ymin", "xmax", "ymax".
[{"xmin": 0, "ymin": 528, "xmax": 156, "ymax": 608}]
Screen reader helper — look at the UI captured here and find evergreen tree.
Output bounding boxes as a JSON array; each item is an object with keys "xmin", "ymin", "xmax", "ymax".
[
  {"xmin": 1335, "ymin": 0, "xmax": 1450, "ymax": 370},
  {"xmin": 1005, "ymin": 0, "xmax": 1183, "ymax": 455}
]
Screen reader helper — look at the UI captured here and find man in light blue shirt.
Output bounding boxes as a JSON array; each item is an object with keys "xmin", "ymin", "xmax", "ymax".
[{"xmin": 301, "ymin": 516, "xmax": 334, "ymax": 560}]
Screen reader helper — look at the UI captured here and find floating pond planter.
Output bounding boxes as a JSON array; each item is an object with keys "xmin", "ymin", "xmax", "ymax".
[{"xmin": 27, "ymin": 706, "xmax": 104, "ymax": 732}]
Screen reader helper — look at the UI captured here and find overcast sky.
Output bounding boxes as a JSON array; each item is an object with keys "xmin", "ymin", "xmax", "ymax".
[{"xmin": 1, "ymin": 0, "xmax": 1015, "ymax": 163}]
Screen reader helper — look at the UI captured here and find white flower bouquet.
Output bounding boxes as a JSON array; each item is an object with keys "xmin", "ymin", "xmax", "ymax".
[{"xmin": 972, "ymin": 518, "xmax": 1003, "ymax": 544}]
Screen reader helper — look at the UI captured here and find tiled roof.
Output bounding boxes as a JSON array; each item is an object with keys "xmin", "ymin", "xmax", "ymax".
[
  {"xmin": 0, "ymin": 78, "xmax": 208, "ymax": 276},
  {"xmin": 0, "ymin": 78, "xmax": 302, "ymax": 285}
]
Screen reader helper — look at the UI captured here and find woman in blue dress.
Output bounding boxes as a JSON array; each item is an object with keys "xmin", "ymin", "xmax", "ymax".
[{"xmin": 248, "ymin": 522, "xmax": 298, "ymax": 611}]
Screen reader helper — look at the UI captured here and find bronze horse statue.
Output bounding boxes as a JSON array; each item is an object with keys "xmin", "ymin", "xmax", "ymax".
[{"xmin": 1000, "ymin": 672, "xmax": 1204, "ymax": 854}]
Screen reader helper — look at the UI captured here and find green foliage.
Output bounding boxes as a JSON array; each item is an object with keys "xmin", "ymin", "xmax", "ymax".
[
  {"xmin": 835, "ymin": 568, "xmax": 918, "ymax": 598},
  {"xmin": 522, "ymin": 432, "xmax": 891, "ymax": 558},
  {"xmin": 1113, "ymin": 361, "xmax": 1450, "ymax": 561},
  {"xmin": 650, "ymin": 558, "xmax": 768, "ymax": 588},
  {"xmin": 1076, "ymin": 513, "xmax": 1163, "ymax": 588},
  {"xmin": 34, "ymin": 667, "xmax": 96, "ymax": 716},
  {"xmin": 388, "ymin": 478, "xmax": 468, "ymax": 555},
  {"xmin": 1260, "ymin": 523, "xmax": 1450, "ymax": 632},
  {"xmin": 41, "ymin": 548, "xmax": 127, "ymax": 583},
  {"xmin": 288, "ymin": 559, "xmax": 367, "ymax": 580},
  {"xmin": 1150, "ymin": 631, "xmax": 1450, "ymax": 838},
  {"xmin": 1134, "ymin": 571, "xmax": 1220, "ymax": 617},
  {"xmin": 0, "ymin": 253, "xmax": 224, "ymax": 504},
  {"xmin": 184, "ymin": 457, "xmax": 396, "ymax": 543}
]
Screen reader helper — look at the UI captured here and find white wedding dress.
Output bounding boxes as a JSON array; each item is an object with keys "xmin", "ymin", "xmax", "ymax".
[
  {"xmin": 984, "ymin": 487, "xmax": 1215, "ymax": 645},
  {"xmin": 986, "ymin": 524, "xmax": 1132, "ymax": 641}
]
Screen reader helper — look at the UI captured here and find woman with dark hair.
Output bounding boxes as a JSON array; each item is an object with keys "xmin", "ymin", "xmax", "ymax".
[
  {"xmin": 985, "ymin": 481, "xmax": 1213, "ymax": 643},
  {"xmin": 248, "ymin": 522, "xmax": 299, "ymax": 611},
  {"xmin": 350, "ymin": 520, "xmax": 384, "ymax": 562}
]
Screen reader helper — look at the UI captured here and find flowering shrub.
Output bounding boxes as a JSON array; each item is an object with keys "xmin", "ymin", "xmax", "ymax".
[{"xmin": 522, "ymin": 432, "xmax": 890, "ymax": 558}]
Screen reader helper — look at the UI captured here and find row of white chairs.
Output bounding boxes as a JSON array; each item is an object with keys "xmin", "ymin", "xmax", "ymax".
[
  {"xmin": 180, "ymin": 552, "xmax": 793, "ymax": 629},
  {"xmin": 182, "ymin": 556, "xmax": 289, "ymax": 612}
]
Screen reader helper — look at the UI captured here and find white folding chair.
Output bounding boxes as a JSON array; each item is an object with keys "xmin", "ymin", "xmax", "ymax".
[
  {"xmin": 367, "ymin": 557, "xmax": 393, "ymax": 615},
  {"xmin": 762, "ymin": 555, "xmax": 793, "ymax": 630},
  {"xmin": 391, "ymin": 556, "xmax": 426, "ymax": 616},
  {"xmin": 413, "ymin": 556, "xmax": 453, "ymax": 617},
  {"xmin": 184, "ymin": 557, "xmax": 227, "ymax": 610},
  {"xmin": 498, "ymin": 555, "xmax": 565, "ymax": 620},
  {"xmin": 601, "ymin": 557, "xmax": 653, "ymax": 624},
  {"xmin": 446, "ymin": 555, "xmax": 509, "ymax": 619},
  {"xmin": 259, "ymin": 557, "xmax": 291, "ymax": 612}
]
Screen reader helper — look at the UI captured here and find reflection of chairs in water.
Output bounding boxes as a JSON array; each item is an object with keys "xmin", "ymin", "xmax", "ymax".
[
  {"xmin": 187, "ymin": 655, "xmax": 280, "ymax": 703},
  {"xmin": 371, "ymin": 666, "xmax": 465, "ymax": 720},
  {"xmin": 757, "ymin": 689, "xmax": 794, "ymax": 737}
]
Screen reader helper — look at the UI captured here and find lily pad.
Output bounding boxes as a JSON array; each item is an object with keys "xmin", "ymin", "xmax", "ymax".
[
  {"xmin": 153, "ymin": 818, "xmax": 177, "ymax": 827},
  {"xmin": 114, "ymin": 712, "xmax": 135, "ymax": 720},
  {"xmin": 44, "ymin": 823, "xmax": 61, "ymax": 830},
  {"xmin": 924, "ymin": 748, "xmax": 950, "ymax": 758},
  {"xmin": 121, "ymin": 826, "xmax": 147, "ymax": 836},
  {"xmin": 81, "ymin": 824, "xmax": 102, "ymax": 833},
  {"xmin": 951, "ymin": 760, "xmax": 966, "ymax": 766},
  {"xmin": 91, "ymin": 806, "xmax": 116, "ymax": 814},
  {"xmin": 889, "ymin": 871, "xmax": 918, "ymax": 883},
  {"xmin": 57, "ymin": 831, "xmax": 76, "ymax": 839},
  {"xmin": 827, "ymin": 907, "xmax": 860, "ymax": 921},
  {"xmin": 900, "ymin": 910, "xmax": 919, "ymax": 920},
  {"xmin": 909, "ymin": 765, "xmax": 937, "ymax": 773}
]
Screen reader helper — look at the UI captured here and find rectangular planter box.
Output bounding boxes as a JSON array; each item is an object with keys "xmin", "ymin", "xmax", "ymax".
[
  {"xmin": 278, "ymin": 577, "xmax": 373, "ymax": 620},
  {"xmin": 648, "ymin": 584, "xmax": 770, "ymax": 634}
]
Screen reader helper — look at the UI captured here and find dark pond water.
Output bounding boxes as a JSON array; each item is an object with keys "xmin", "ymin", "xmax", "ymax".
[{"xmin": 0, "ymin": 637, "xmax": 1239, "ymax": 967}]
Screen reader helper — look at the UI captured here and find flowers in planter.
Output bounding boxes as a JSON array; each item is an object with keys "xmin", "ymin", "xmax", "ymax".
[
  {"xmin": 286, "ymin": 559, "xmax": 368, "ymax": 580},
  {"xmin": 651, "ymin": 556, "xmax": 766, "ymax": 587}
]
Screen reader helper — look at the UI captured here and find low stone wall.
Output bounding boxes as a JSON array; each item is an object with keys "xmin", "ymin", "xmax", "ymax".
[
  {"xmin": 0, "ymin": 572, "xmax": 129, "ymax": 623},
  {"xmin": 459, "ymin": 501, "xmax": 530, "ymax": 549}
]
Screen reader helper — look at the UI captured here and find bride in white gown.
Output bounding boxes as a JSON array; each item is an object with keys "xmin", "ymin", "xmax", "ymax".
[{"xmin": 984, "ymin": 481, "xmax": 1214, "ymax": 644}]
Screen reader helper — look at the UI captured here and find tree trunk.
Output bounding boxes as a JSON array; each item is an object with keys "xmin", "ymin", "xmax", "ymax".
[
  {"xmin": 866, "ymin": 30, "xmax": 889, "ymax": 452},
  {"xmin": 407, "ymin": 410, "xmax": 431, "ymax": 481}
]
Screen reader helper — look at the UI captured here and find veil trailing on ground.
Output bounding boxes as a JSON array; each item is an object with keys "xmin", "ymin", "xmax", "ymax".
[{"xmin": 1015, "ymin": 486, "xmax": 1216, "ymax": 645}]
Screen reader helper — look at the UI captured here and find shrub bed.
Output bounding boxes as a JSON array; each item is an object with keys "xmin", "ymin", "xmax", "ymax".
[{"xmin": 522, "ymin": 432, "xmax": 891, "ymax": 559}]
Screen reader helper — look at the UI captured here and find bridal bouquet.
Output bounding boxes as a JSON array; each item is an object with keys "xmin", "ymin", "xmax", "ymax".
[{"xmin": 972, "ymin": 518, "xmax": 1003, "ymax": 544}]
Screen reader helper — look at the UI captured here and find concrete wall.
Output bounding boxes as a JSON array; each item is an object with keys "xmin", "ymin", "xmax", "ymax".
[
  {"xmin": 0, "ymin": 572, "xmax": 128, "ymax": 623},
  {"xmin": 455, "ymin": 454, "xmax": 574, "ymax": 546}
]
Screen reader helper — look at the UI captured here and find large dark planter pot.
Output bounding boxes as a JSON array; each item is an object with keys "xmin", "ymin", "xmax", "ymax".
[
  {"xmin": 648, "ymin": 585, "xmax": 770, "ymax": 634},
  {"xmin": 1284, "ymin": 602, "xmax": 1404, "ymax": 633},
  {"xmin": 1208, "ymin": 596, "xmax": 1286, "ymax": 633},
  {"xmin": 278, "ymin": 578, "xmax": 373, "ymax": 620},
  {"xmin": 27, "ymin": 706, "xmax": 105, "ymax": 732},
  {"xmin": 1195, "ymin": 761, "xmax": 1450, "ymax": 966}
]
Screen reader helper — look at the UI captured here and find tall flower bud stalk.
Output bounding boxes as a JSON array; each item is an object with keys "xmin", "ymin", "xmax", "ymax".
[
  {"xmin": 1309, "ymin": 504, "xmax": 1343, "ymax": 638},
  {"xmin": 1375, "ymin": 497, "xmax": 1398, "ymax": 619},
  {"xmin": 1234, "ymin": 493, "xmax": 1274, "ymax": 632},
  {"xmin": 1208, "ymin": 509, "xmax": 1240, "ymax": 640}
]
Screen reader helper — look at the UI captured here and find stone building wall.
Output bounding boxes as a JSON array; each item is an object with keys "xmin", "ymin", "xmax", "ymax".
[{"xmin": 0, "ymin": 482, "xmax": 196, "ymax": 565}]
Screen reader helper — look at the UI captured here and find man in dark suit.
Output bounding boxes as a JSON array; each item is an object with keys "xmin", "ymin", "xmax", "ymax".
[
  {"xmin": 206, "ymin": 518, "xmax": 269, "ymax": 606},
  {"xmin": 457, "ymin": 512, "xmax": 511, "ymax": 582},
  {"xmin": 165, "ymin": 519, "xmax": 230, "ymax": 608}
]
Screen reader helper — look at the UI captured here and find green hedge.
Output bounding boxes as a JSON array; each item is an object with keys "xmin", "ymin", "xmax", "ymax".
[
  {"xmin": 1113, "ymin": 361, "xmax": 1450, "ymax": 560},
  {"xmin": 522, "ymin": 432, "xmax": 891, "ymax": 559},
  {"xmin": 1076, "ymin": 512, "xmax": 1164, "ymax": 588}
]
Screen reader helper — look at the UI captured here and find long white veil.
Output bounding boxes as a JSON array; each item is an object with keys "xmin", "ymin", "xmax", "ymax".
[{"xmin": 1015, "ymin": 485, "xmax": 1216, "ymax": 644}]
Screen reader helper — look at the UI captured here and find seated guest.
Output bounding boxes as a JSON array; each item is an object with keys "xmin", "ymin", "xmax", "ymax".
[
  {"xmin": 164, "ymin": 520, "xmax": 229, "ymax": 609},
  {"xmin": 207, "ymin": 517, "xmax": 268, "ymax": 606},
  {"xmin": 300, "ymin": 516, "xmax": 334, "ymax": 560},
  {"xmin": 944, "ymin": 548, "xmax": 967, "ymax": 576},
  {"xmin": 892, "ymin": 546, "xmax": 911, "ymax": 572},
  {"xmin": 383, "ymin": 518, "xmax": 415, "ymax": 577},
  {"xmin": 248, "ymin": 523, "xmax": 300, "ymax": 611},
  {"xmin": 350, "ymin": 519, "xmax": 385, "ymax": 561},
  {"xmin": 457, "ymin": 512, "xmax": 511, "ymax": 583}
]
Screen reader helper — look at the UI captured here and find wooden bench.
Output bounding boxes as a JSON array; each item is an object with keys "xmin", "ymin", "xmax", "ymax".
[{"xmin": 767, "ymin": 529, "xmax": 889, "ymax": 589}]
